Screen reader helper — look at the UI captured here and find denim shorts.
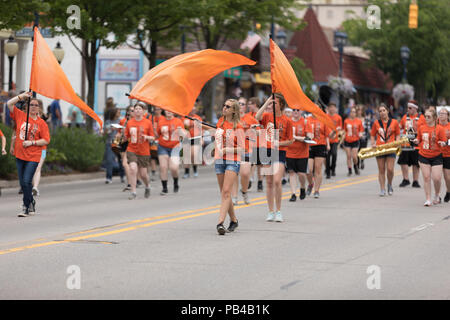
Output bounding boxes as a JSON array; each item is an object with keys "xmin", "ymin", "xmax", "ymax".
[
  {"xmin": 214, "ymin": 160, "xmax": 240, "ymax": 174},
  {"xmin": 158, "ymin": 144, "xmax": 180, "ymax": 157}
]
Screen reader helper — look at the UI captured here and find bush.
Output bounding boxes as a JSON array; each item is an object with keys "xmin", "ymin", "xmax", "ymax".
[
  {"xmin": 0, "ymin": 123, "xmax": 17, "ymax": 179},
  {"xmin": 48, "ymin": 127, "xmax": 105, "ymax": 172}
]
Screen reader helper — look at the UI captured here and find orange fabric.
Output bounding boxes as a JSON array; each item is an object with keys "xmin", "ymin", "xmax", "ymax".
[
  {"xmin": 29, "ymin": 28, "xmax": 102, "ymax": 128},
  {"xmin": 124, "ymin": 118, "xmax": 154, "ymax": 156},
  {"xmin": 260, "ymin": 113, "xmax": 293, "ymax": 151},
  {"xmin": 344, "ymin": 118, "xmax": 363, "ymax": 143},
  {"xmin": 308, "ymin": 117, "xmax": 332, "ymax": 146},
  {"xmin": 239, "ymin": 113, "xmax": 259, "ymax": 153},
  {"xmin": 370, "ymin": 119, "xmax": 400, "ymax": 145},
  {"xmin": 214, "ymin": 120, "xmax": 244, "ymax": 161},
  {"xmin": 286, "ymin": 118, "xmax": 312, "ymax": 159},
  {"xmin": 441, "ymin": 122, "xmax": 450, "ymax": 158},
  {"xmin": 0, "ymin": 128, "xmax": 3, "ymax": 137},
  {"xmin": 328, "ymin": 113, "xmax": 342, "ymax": 143},
  {"xmin": 269, "ymin": 39, "xmax": 336, "ymax": 131},
  {"xmin": 129, "ymin": 50, "xmax": 255, "ymax": 116},
  {"xmin": 157, "ymin": 117, "xmax": 184, "ymax": 149},
  {"xmin": 13, "ymin": 107, "xmax": 50, "ymax": 162},
  {"xmin": 417, "ymin": 124, "xmax": 446, "ymax": 158}
]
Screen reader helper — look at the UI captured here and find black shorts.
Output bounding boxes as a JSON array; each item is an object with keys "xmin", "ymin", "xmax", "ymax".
[
  {"xmin": 344, "ymin": 140, "xmax": 360, "ymax": 149},
  {"xmin": 419, "ymin": 154, "xmax": 443, "ymax": 166},
  {"xmin": 309, "ymin": 145, "xmax": 327, "ymax": 159},
  {"xmin": 250, "ymin": 148, "xmax": 286, "ymax": 165},
  {"xmin": 397, "ymin": 149, "xmax": 419, "ymax": 167},
  {"xmin": 376, "ymin": 153, "xmax": 396, "ymax": 160},
  {"xmin": 444, "ymin": 157, "xmax": 450, "ymax": 170},
  {"xmin": 286, "ymin": 158, "xmax": 308, "ymax": 173}
]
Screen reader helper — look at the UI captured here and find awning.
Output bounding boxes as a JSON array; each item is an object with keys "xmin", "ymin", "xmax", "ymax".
[
  {"xmin": 255, "ymin": 72, "xmax": 271, "ymax": 85},
  {"xmin": 240, "ymin": 32, "xmax": 261, "ymax": 51}
]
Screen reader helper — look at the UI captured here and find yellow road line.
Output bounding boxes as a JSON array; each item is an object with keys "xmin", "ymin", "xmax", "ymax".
[{"xmin": 0, "ymin": 173, "xmax": 391, "ymax": 256}]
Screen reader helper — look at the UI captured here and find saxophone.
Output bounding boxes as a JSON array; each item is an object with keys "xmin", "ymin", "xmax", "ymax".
[
  {"xmin": 111, "ymin": 117, "xmax": 129, "ymax": 154},
  {"xmin": 358, "ymin": 136, "xmax": 410, "ymax": 160}
]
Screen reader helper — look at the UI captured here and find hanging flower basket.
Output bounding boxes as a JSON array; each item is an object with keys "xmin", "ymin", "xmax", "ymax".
[
  {"xmin": 327, "ymin": 76, "xmax": 355, "ymax": 97},
  {"xmin": 392, "ymin": 83, "xmax": 414, "ymax": 102}
]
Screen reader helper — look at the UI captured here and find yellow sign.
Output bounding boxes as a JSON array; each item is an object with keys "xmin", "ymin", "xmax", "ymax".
[{"xmin": 255, "ymin": 72, "xmax": 272, "ymax": 85}]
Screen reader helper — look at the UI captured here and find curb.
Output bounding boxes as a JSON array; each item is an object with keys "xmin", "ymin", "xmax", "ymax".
[{"xmin": 0, "ymin": 171, "xmax": 105, "ymax": 190}]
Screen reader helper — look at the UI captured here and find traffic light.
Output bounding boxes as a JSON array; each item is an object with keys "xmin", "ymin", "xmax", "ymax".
[{"xmin": 409, "ymin": 3, "xmax": 418, "ymax": 29}]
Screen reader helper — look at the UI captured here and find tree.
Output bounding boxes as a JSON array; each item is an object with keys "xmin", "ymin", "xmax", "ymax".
[
  {"xmin": 42, "ymin": 0, "xmax": 139, "ymax": 130},
  {"xmin": 343, "ymin": 0, "xmax": 450, "ymax": 104},
  {"xmin": 0, "ymin": 0, "xmax": 45, "ymax": 30},
  {"xmin": 126, "ymin": 0, "xmax": 194, "ymax": 70},
  {"xmin": 186, "ymin": 0, "xmax": 304, "ymax": 121}
]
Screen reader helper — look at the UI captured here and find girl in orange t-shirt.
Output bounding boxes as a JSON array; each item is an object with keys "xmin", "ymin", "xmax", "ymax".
[
  {"xmin": 7, "ymin": 92, "xmax": 50, "ymax": 217},
  {"xmin": 343, "ymin": 107, "xmax": 364, "ymax": 176},
  {"xmin": 214, "ymin": 99, "xmax": 245, "ymax": 235},
  {"xmin": 370, "ymin": 104, "xmax": 400, "ymax": 197},
  {"xmin": 255, "ymin": 93, "xmax": 294, "ymax": 222},
  {"xmin": 306, "ymin": 114, "xmax": 333, "ymax": 199},
  {"xmin": 182, "ymin": 106, "xmax": 203, "ymax": 179},
  {"xmin": 156, "ymin": 111, "xmax": 185, "ymax": 195},
  {"xmin": 437, "ymin": 107, "xmax": 450, "ymax": 202},
  {"xmin": 414, "ymin": 108, "xmax": 447, "ymax": 206}
]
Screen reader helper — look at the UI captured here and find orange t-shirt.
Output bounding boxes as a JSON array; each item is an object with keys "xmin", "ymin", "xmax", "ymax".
[
  {"xmin": 308, "ymin": 117, "xmax": 332, "ymax": 146},
  {"xmin": 214, "ymin": 120, "xmax": 244, "ymax": 161},
  {"xmin": 124, "ymin": 118, "xmax": 154, "ymax": 156},
  {"xmin": 157, "ymin": 116, "xmax": 184, "ymax": 149},
  {"xmin": 13, "ymin": 107, "xmax": 50, "ymax": 162},
  {"xmin": 370, "ymin": 118, "xmax": 400, "ymax": 146},
  {"xmin": 441, "ymin": 122, "xmax": 450, "ymax": 158},
  {"xmin": 328, "ymin": 113, "xmax": 342, "ymax": 143},
  {"xmin": 286, "ymin": 118, "xmax": 312, "ymax": 159},
  {"xmin": 0, "ymin": 128, "xmax": 4, "ymax": 137},
  {"xmin": 344, "ymin": 118, "xmax": 364, "ymax": 143},
  {"xmin": 417, "ymin": 124, "xmax": 446, "ymax": 158},
  {"xmin": 239, "ymin": 113, "xmax": 259, "ymax": 153},
  {"xmin": 259, "ymin": 113, "xmax": 293, "ymax": 151}
]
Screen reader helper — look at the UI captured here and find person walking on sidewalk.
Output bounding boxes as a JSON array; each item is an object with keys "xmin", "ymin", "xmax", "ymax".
[{"xmin": 7, "ymin": 92, "xmax": 50, "ymax": 217}]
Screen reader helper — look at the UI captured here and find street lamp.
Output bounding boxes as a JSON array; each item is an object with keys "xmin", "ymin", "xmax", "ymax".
[
  {"xmin": 5, "ymin": 36, "xmax": 19, "ymax": 91},
  {"xmin": 400, "ymin": 45, "xmax": 410, "ymax": 83},
  {"xmin": 276, "ymin": 29, "xmax": 287, "ymax": 49},
  {"xmin": 334, "ymin": 31, "xmax": 348, "ymax": 117},
  {"xmin": 52, "ymin": 41, "xmax": 65, "ymax": 64},
  {"xmin": 180, "ymin": 25, "xmax": 186, "ymax": 54}
]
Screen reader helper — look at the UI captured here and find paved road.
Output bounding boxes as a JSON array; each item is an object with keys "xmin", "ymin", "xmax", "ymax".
[{"xmin": 0, "ymin": 149, "xmax": 449, "ymax": 299}]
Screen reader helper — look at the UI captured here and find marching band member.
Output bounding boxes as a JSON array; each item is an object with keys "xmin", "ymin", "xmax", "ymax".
[
  {"xmin": 286, "ymin": 109, "xmax": 312, "ymax": 201},
  {"xmin": 343, "ymin": 107, "xmax": 364, "ymax": 176},
  {"xmin": 414, "ymin": 107, "xmax": 446, "ymax": 206},
  {"xmin": 437, "ymin": 107, "xmax": 450, "ymax": 202},
  {"xmin": 370, "ymin": 104, "xmax": 400, "ymax": 197},
  {"xmin": 398, "ymin": 100, "xmax": 425, "ymax": 188},
  {"xmin": 214, "ymin": 99, "xmax": 244, "ymax": 235},
  {"xmin": 7, "ymin": 91, "xmax": 50, "ymax": 216},
  {"xmin": 256, "ymin": 94, "xmax": 293, "ymax": 222},
  {"xmin": 325, "ymin": 102, "xmax": 342, "ymax": 178}
]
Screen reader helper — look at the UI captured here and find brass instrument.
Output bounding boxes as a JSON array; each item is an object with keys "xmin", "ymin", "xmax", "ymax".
[{"xmin": 358, "ymin": 136, "xmax": 410, "ymax": 160}]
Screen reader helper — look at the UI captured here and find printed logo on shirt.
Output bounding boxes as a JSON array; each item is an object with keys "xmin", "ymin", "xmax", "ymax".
[{"xmin": 19, "ymin": 123, "xmax": 38, "ymax": 141}]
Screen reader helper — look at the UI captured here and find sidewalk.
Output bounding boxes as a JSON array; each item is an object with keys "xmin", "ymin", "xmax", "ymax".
[{"xmin": 0, "ymin": 171, "xmax": 105, "ymax": 190}]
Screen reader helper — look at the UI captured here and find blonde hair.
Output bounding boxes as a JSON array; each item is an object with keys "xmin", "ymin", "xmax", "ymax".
[{"xmin": 219, "ymin": 99, "xmax": 240, "ymax": 129}]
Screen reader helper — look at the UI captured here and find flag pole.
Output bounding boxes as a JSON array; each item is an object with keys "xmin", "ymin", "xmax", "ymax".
[
  {"xmin": 269, "ymin": 33, "xmax": 277, "ymax": 131},
  {"xmin": 25, "ymin": 12, "xmax": 39, "ymax": 141}
]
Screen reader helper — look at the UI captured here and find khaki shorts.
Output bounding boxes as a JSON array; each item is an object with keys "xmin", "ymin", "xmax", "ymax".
[{"xmin": 127, "ymin": 152, "xmax": 150, "ymax": 168}]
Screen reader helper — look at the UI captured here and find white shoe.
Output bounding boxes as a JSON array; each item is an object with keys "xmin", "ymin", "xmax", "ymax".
[
  {"xmin": 241, "ymin": 190, "xmax": 250, "ymax": 205},
  {"xmin": 232, "ymin": 197, "xmax": 238, "ymax": 205},
  {"xmin": 32, "ymin": 187, "xmax": 40, "ymax": 197},
  {"xmin": 424, "ymin": 200, "xmax": 432, "ymax": 207},
  {"xmin": 275, "ymin": 211, "xmax": 283, "ymax": 222},
  {"xmin": 266, "ymin": 212, "xmax": 275, "ymax": 222}
]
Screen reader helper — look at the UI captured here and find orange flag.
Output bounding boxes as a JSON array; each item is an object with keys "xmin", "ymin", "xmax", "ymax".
[
  {"xmin": 270, "ymin": 39, "xmax": 336, "ymax": 130},
  {"xmin": 129, "ymin": 50, "xmax": 256, "ymax": 116},
  {"xmin": 30, "ymin": 28, "xmax": 103, "ymax": 128}
]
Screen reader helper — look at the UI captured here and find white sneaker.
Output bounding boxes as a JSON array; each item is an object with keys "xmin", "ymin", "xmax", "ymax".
[
  {"xmin": 275, "ymin": 211, "xmax": 283, "ymax": 222},
  {"xmin": 266, "ymin": 212, "xmax": 275, "ymax": 222},
  {"xmin": 232, "ymin": 197, "xmax": 238, "ymax": 205},
  {"xmin": 241, "ymin": 190, "xmax": 250, "ymax": 205},
  {"xmin": 379, "ymin": 190, "xmax": 386, "ymax": 197},
  {"xmin": 32, "ymin": 187, "xmax": 40, "ymax": 197},
  {"xmin": 424, "ymin": 200, "xmax": 432, "ymax": 207}
]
